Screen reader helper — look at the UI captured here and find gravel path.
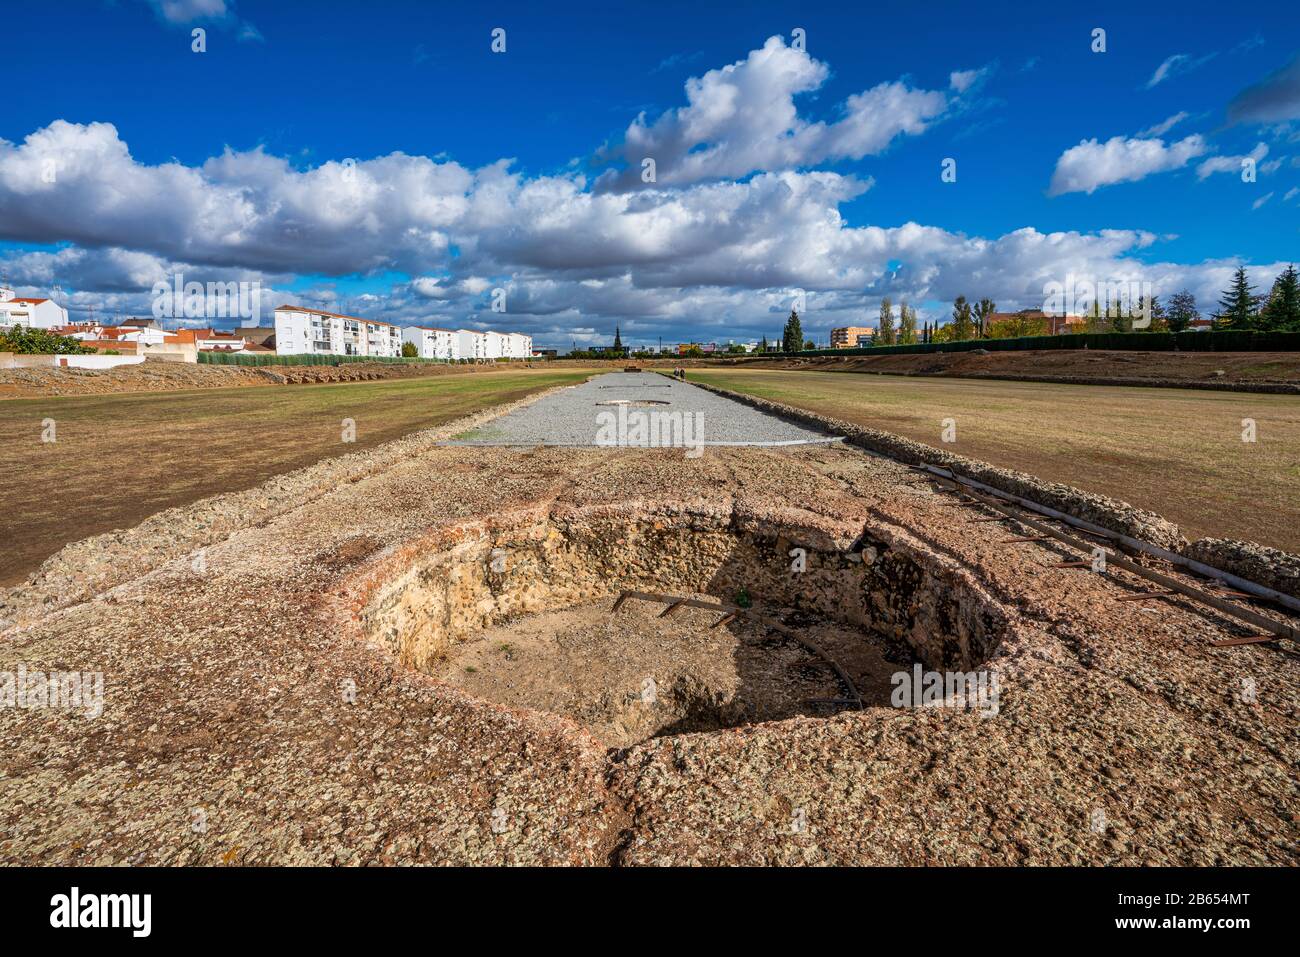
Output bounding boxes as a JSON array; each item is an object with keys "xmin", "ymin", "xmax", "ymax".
[{"xmin": 446, "ymin": 372, "xmax": 839, "ymax": 447}]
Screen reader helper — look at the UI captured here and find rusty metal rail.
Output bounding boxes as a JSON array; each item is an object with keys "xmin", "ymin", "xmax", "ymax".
[
  {"xmin": 612, "ymin": 590, "xmax": 864, "ymax": 709},
  {"xmin": 917, "ymin": 467, "xmax": 1299, "ymax": 647},
  {"xmin": 917, "ymin": 463, "xmax": 1300, "ymax": 617}
]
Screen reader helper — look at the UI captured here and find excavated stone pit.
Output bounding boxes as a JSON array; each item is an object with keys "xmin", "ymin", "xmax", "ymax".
[{"xmin": 352, "ymin": 503, "xmax": 1013, "ymax": 746}]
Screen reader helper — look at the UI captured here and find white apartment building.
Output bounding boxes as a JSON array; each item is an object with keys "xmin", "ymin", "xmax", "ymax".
[
  {"xmin": 402, "ymin": 325, "xmax": 457, "ymax": 360},
  {"xmin": 274, "ymin": 306, "xmax": 403, "ymax": 357},
  {"xmin": 455, "ymin": 329, "xmax": 488, "ymax": 360},
  {"xmin": 505, "ymin": 332, "xmax": 533, "ymax": 359},
  {"xmin": 404, "ymin": 326, "xmax": 532, "ymax": 360},
  {"xmin": 0, "ymin": 285, "xmax": 70, "ymax": 329},
  {"xmin": 483, "ymin": 330, "xmax": 509, "ymax": 359}
]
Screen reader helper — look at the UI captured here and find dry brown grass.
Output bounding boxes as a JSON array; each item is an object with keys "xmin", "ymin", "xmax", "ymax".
[
  {"xmin": 0, "ymin": 369, "xmax": 592, "ymax": 585},
  {"xmin": 692, "ymin": 369, "xmax": 1300, "ymax": 551}
]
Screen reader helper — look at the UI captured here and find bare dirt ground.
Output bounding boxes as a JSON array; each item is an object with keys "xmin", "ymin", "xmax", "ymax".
[
  {"xmin": 2, "ymin": 385, "xmax": 1295, "ymax": 866},
  {"xmin": 0, "ymin": 357, "xmax": 570, "ymax": 400},
  {"xmin": 728, "ymin": 349, "xmax": 1300, "ymax": 390},
  {"xmin": 690, "ymin": 369, "xmax": 1300, "ymax": 553},
  {"xmin": 441, "ymin": 598, "xmax": 898, "ymax": 748},
  {"xmin": 0, "ymin": 369, "xmax": 592, "ymax": 586}
]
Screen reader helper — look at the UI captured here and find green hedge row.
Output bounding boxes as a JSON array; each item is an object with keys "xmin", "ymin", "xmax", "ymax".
[
  {"xmin": 780, "ymin": 330, "xmax": 1300, "ymax": 358},
  {"xmin": 198, "ymin": 352, "xmax": 449, "ymax": 367}
]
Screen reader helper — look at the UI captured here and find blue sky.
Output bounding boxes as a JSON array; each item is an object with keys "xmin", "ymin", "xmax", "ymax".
[{"xmin": 2, "ymin": 0, "xmax": 1299, "ymax": 348}]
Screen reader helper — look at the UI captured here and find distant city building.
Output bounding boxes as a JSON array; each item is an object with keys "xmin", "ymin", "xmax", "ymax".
[
  {"xmin": 0, "ymin": 285, "xmax": 70, "ymax": 329},
  {"xmin": 456, "ymin": 329, "xmax": 488, "ymax": 360},
  {"xmin": 506, "ymin": 332, "xmax": 532, "ymax": 358},
  {"xmin": 234, "ymin": 326, "xmax": 276, "ymax": 350},
  {"xmin": 403, "ymin": 325, "xmax": 458, "ymax": 360},
  {"xmin": 447, "ymin": 328, "xmax": 530, "ymax": 360},
  {"xmin": 830, "ymin": 325, "xmax": 875, "ymax": 348},
  {"xmin": 274, "ymin": 306, "xmax": 402, "ymax": 357}
]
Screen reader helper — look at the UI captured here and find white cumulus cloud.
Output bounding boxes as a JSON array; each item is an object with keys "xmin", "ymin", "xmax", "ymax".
[
  {"xmin": 595, "ymin": 36, "xmax": 952, "ymax": 190},
  {"xmin": 1048, "ymin": 134, "xmax": 1208, "ymax": 196}
]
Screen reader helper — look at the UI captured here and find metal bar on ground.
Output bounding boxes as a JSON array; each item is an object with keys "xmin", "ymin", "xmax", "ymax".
[
  {"xmin": 914, "ymin": 467, "xmax": 1300, "ymax": 644},
  {"xmin": 658, "ymin": 598, "xmax": 689, "ymax": 618},
  {"xmin": 916, "ymin": 463, "xmax": 1300, "ymax": 616},
  {"xmin": 1210, "ymin": 635, "xmax": 1279, "ymax": 647}
]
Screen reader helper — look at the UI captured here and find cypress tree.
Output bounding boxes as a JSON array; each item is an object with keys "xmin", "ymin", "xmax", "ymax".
[
  {"xmin": 899, "ymin": 302, "xmax": 917, "ymax": 345},
  {"xmin": 878, "ymin": 298, "xmax": 896, "ymax": 345},
  {"xmin": 782, "ymin": 310, "xmax": 803, "ymax": 353}
]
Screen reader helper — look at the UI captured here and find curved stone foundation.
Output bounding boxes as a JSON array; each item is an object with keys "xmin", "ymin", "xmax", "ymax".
[{"xmin": 349, "ymin": 502, "xmax": 1013, "ymax": 741}]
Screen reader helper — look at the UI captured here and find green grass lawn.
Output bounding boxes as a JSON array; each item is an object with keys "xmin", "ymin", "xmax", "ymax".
[
  {"xmin": 691, "ymin": 369, "xmax": 1300, "ymax": 552},
  {"xmin": 0, "ymin": 369, "xmax": 590, "ymax": 585}
]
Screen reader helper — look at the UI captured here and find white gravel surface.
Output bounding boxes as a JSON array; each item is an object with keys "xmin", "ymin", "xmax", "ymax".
[{"xmin": 445, "ymin": 372, "xmax": 841, "ymax": 447}]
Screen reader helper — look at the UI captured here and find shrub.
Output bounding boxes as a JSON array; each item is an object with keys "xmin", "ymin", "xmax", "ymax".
[{"xmin": 0, "ymin": 325, "xmax": 95, "ymax": 355}]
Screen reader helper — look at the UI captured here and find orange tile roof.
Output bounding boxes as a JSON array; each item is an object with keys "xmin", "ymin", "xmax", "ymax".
[{"xmin": 79, "ymin": 340, "xmax": 140, "ymax": 353}]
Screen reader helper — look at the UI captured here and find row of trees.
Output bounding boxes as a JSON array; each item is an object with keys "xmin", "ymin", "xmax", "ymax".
[
  {"xmin": 1215, "ymin": 265, "xmax": 1300, "ymax": 331},
  {"xmin": 875, "ymin": 298, "xmax": 924, "ymax": 345},
  {"xmin": 587, "ymin": 265, "xmax": 1300, "ymax": 358},
  {"xmin": 873, "ymin": 263, "xmax": 1300, "ymax": 347}
]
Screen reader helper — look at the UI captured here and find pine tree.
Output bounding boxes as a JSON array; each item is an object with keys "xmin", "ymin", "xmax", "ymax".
[
  {"xmin": 878, "ymin": 298, "xmax": 896, "ymax": 345},
  {"xmin": 951, "ymin": 296, "xmax": 975, "ymax": 340},
  {"xmin": 1216, "ymin": 266, "xmax": 1262, "ymax": 330},
  {"xmin": 973, "ymin": 298, "xmax": 996, "ymax": 338},
  {"xmin": 1262, "ymin": 265, "xmax": 1300, "ymax": 331},
  {"xmin": 782, "ymin": 310, "xmax": 803, "ymax": 353},
  {"xmin": 1167, "ymin": 290, "xmax": 1198, "ymax": 332},
  {"xmin": 899, "ymin": 302, "xmax": 918, "ymax": 345},
  {"xmin": 760, "ymin": 334, "xmax": 769, "ymax": 352}
]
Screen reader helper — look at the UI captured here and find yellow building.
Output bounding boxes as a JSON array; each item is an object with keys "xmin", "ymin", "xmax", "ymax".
[{"xmin": 830, "ymin": 325, "xmax": 874, "ymax": 348}]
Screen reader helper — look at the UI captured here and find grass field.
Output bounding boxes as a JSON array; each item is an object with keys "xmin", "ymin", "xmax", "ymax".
[
  {"xmin": 0, "ymin": 369, "xmax": 592, "ymax": 585},
  {"xmin": 690, "ymin": 369, "xmax": 1300, "ymax": 552}
]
